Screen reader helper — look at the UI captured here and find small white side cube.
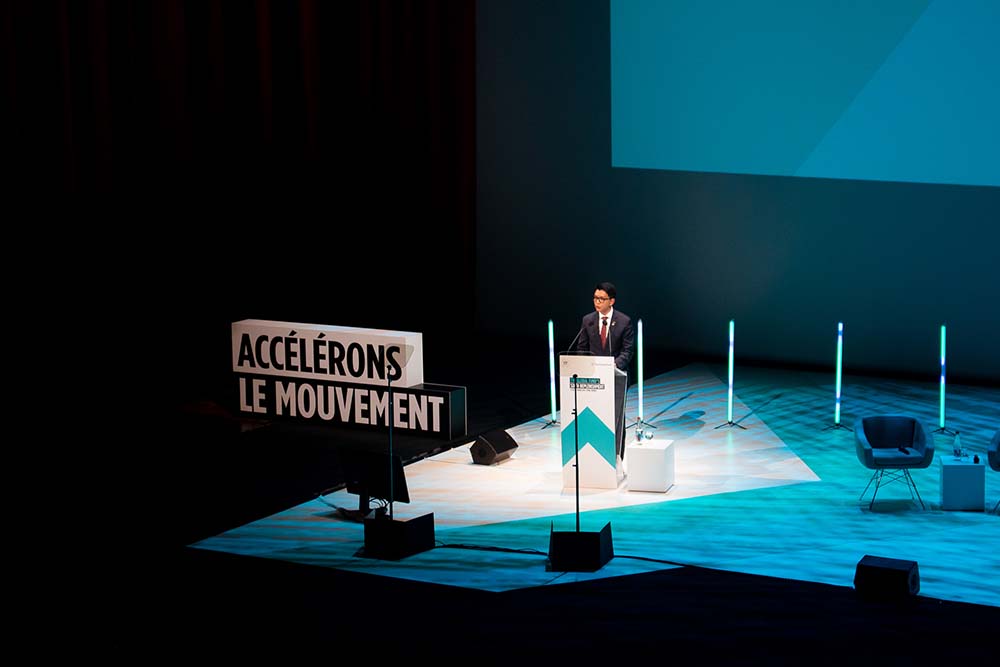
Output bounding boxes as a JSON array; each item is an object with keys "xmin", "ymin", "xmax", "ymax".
[
  {"xmin": 940, "ymin": 456, "xmax": 985, "ymax": 511},
  {"xmin": 626, "ymin": 438, "xmax": 675, "ymax": 493}
]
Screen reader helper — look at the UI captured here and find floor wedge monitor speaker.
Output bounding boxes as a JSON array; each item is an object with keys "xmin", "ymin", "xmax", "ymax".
[
  {"xmin": 470, "ymin": 429, "xmax": 519, "ymax": 465},
  {"xmin": 854, "ymin": 555, "xmax": 920, "ymax": 600}
]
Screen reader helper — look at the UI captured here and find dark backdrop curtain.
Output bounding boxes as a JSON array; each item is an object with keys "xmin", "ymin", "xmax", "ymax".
[{"xmin": 3, "ymin": 0, "xmax": 476, "ymax": 404}]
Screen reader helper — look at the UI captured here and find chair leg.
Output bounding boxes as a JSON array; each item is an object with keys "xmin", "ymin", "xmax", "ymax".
[
  {"xmin": 904, "ymin": 469, "xmax": 925, "ymax": 510},
  {"xmin": 869, "ymin": 469, "xmax": 883, "ymax": 510},
  {"xmin": 993, "ymin": 497, "xmax": 999, "ymax": 513},
  {"xmin": 860, "ymin": 470, "xmax": 879, "ymax": 501},
  {"xmin": 861, "ymin": 468, "xmax": 926, "ymax": 510}
]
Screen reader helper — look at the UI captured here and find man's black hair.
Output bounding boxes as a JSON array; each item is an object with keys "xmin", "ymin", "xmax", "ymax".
[{"xmin": 595, "ymin": 282, "xmax": 617, "ymax": 299}]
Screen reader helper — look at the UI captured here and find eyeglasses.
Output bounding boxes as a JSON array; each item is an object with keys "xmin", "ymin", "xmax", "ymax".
[{"xmin": 593, "ymin": 296, "xmax": 611, "ymax": 303}]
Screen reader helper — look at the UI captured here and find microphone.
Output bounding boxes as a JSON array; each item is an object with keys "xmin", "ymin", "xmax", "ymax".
[{"xmin": 563, "ymin": 322, "xmax": 588, "ymax": 355}]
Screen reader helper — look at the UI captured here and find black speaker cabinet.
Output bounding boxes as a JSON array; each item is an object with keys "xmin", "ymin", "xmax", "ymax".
[
  {"xmin": 362, "ymin": 512, "xmax": 435, "ymax": 561},
  {"xmin": 470, "ymin": 429, "xmax": 519, "ymax": 465},
  {"xmin": 548, "ymin": 521, "xmax": 614, "ymax": 572},
  {"xmin": 854, "ymin": 555, "xmax": 920, "ymax": 600}
]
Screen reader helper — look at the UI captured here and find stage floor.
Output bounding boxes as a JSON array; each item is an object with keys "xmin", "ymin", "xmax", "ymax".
[{"xmin": 192, "ymin": 363, "xmax": 1000, "ymax": 606}]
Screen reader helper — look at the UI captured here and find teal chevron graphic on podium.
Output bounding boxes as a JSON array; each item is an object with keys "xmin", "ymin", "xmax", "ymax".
[
  {"xmin": 611, "ymin": 0, "xmax": 999, "ymax": 187},
  {"xmin": 562, "ymin": 407, "xmax": 616, "ymax": 468}
]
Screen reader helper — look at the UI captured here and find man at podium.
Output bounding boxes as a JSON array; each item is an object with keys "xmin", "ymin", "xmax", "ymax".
[
  {"xmin": 562, "ymin": 281, "xmax": 634, "ymax": 486},
  {"xmin": 576, "ymin": 282, "xmax": 634, "ymax": 371}
]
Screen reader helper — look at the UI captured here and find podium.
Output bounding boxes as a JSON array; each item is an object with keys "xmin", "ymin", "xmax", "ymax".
[{"xmin": 559, "ymin": 355, "xmax": 627, "ymax": 490}]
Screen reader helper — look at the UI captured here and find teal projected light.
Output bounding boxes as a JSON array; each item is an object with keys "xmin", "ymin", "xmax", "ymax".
[
  {"xmin": 611, "ymin": 1, "xmax": 1000, "ymax": 187},
  {"xmin": 824, "ymin": 322, "xmax": 851, "ymax": 431},
  {"xmin": 715, "ymin": 319, "xmax": 746, "ymax": 430},
  {"xmin": 543, "ymin": 320, "xmax": 558, "ymax": 428},
  {"xmin": 933, "ymin": 324, "xmax": 957, "ymax": 435}
]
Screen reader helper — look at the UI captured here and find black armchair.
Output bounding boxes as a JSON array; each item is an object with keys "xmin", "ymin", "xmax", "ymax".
[{"xmin": 855, "ymin": 415, "xmax": 935, "ymax": 509}]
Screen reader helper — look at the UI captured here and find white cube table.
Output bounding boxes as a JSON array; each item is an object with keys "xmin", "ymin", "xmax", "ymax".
[
  {"xmin": 939, "ymin": 455, "xmax": 985, "ymax": 511},
  {"xmin": 626, "ymin": 438, "xmax": 675, "ymax": 493}
]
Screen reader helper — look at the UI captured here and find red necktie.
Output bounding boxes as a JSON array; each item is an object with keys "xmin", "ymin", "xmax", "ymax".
[{"xmin": 600, "ymin": 317, "xmax": 608, "ymax": 350}]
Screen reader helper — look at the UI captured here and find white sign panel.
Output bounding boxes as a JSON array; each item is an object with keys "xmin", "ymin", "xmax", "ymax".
[{"xmin": 232, "ymin": 319, "xmax": 424, "ymax": 388}]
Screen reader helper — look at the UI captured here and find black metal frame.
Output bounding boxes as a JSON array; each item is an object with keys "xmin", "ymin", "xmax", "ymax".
[{"xmin": 859, "ymin": 467, "xmax": 925, "ymax": 510}]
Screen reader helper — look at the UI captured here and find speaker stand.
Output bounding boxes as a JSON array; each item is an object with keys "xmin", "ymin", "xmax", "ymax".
[
  {"xmin": 548, "ymin": 374, "xmax": 614, "ymax": 572},
  {"xmin": 357, "ymin": 371, "xmax": 435, "ymax": 561},
  {"xmin": 714, "ymin": 420, "xmax": 747, "ymax": 430},
  {"xmin": 540, "ymin": 418, "xmax": 559, "ymax": 430},
  {"xmin": 387, "ymin": 375, "xmax": 396, "ymax": 519}
]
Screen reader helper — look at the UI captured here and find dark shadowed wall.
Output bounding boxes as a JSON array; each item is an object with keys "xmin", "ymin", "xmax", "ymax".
[{"xmin": 5, "ymin": 1, "xmax": 476, "ymax": 406}]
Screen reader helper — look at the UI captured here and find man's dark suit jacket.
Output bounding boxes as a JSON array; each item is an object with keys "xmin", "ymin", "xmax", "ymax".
[{"xmin": 576, "ymin": 310, "xmax": 634, "ymax": 372}]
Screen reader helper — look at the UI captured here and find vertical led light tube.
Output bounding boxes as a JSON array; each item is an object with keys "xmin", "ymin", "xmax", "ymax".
[
  {"xmin": 939, "ymin": 324, "xmax": 946, "ymax": 429},
  {"xmin": 637, "ymin": 318, "xmax": 644, "ymax": 422},
  {"xmin": 548, "ymin": 320, "xmax": 557, "ymax": 423},
  {"xmin": 835, "ymin": 322, "xmax": 844, "ymax": 425},
  {"xmin": 727, "ymin": 320, "xmax": 735, "ymax": 424}
]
